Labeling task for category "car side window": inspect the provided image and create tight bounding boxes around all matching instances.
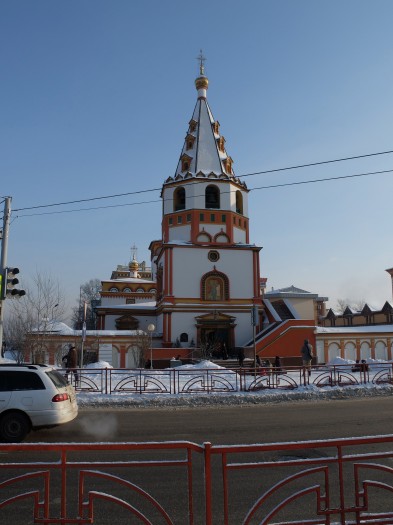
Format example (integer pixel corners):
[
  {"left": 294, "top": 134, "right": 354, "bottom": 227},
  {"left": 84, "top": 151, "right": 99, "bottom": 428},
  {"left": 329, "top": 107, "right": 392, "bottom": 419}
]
[
  {"left": 0, "top": 372, "right": 8, "bottom": 391},
  {"left": 0, "top": 371, "right": 45, "bottom": 391},
  {"left": 46, "top": 370, "right": 68, "bottom": 388}
]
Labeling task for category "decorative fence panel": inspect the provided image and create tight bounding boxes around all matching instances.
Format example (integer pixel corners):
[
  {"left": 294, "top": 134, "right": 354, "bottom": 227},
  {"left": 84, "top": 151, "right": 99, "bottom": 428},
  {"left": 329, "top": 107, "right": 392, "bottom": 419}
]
[
  {"left": 1, "top": 436, "right": 393, "bottom": 524},
  {"left": 65, "top": 363, "right": 393, "bottom": 395}
]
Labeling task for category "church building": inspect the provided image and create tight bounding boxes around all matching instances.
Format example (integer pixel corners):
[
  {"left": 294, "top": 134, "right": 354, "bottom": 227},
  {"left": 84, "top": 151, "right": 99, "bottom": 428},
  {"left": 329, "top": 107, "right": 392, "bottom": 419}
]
[{"left": 96, "top": 58, "right": 263, "bottom": 358}]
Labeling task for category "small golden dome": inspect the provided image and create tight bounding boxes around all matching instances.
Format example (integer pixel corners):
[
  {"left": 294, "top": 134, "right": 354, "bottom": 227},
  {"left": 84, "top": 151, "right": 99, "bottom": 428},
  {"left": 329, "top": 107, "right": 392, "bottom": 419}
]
[
  {"left": 195, "top": 75, "right": 209, "bottom": 91},
  {"left": 129, "top": 257, "right": 139, "bottom": 271}
]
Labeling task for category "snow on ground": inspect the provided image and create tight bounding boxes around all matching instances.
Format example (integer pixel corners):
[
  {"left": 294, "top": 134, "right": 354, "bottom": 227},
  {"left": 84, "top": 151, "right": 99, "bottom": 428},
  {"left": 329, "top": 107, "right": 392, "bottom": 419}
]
[
  {"left": 2, "top": 355, "right": 393, "bottom": 409},
  {"left": 77, "top": 358, "right": 393, "bottom": 409}
]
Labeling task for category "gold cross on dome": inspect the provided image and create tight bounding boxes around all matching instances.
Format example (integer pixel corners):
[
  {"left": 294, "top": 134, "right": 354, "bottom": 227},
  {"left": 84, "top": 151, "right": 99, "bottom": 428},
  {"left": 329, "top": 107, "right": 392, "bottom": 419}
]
[{"left": 197, "top": 49, "right": 206, "bottom": 75}]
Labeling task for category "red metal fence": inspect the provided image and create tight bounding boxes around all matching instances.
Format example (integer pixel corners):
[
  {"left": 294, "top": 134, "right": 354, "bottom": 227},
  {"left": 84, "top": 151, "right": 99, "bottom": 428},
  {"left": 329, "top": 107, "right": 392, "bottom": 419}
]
[
  {"left": 65, "top": 363, "right": 393, "bottom": 395},
  {"left": 1, "top": 435, "right": 393, "bottom": 524}
]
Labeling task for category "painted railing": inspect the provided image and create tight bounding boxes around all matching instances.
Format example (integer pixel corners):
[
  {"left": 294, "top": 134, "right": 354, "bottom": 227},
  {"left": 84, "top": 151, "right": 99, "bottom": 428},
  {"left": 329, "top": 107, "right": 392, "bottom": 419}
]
[
  {"left": 63, "top": 363, "right": 393, "bottom": 395},
  {"left": 2, "top": 435, "right": 393, "bottom": 524}
]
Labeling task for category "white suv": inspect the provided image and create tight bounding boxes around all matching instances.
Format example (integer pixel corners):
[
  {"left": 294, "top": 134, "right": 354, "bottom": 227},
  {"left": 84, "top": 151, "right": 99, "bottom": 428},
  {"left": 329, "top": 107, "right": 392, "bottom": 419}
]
[{"left": 0, "top": 364, "right": 78, "bottom": 442}]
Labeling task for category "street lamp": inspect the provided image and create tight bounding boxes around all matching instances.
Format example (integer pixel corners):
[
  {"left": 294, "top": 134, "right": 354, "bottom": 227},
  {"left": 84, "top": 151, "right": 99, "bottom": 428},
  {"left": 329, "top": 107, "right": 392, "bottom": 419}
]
[
  {"left": 147, "top": 323, "right": 155, "bottom": 369},
  {"left": 51, "top": 303, "right": 59, "bottom": 323}
]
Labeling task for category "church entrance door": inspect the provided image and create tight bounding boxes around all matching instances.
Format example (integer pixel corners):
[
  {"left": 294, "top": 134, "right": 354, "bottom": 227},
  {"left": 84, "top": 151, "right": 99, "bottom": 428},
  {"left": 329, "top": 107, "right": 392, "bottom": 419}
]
[
  {"left": 201, "top": 327, "right": 229, "bottom": 359},
  {"left": 196, "top": 312, "right": 236, "bottom": 359}
]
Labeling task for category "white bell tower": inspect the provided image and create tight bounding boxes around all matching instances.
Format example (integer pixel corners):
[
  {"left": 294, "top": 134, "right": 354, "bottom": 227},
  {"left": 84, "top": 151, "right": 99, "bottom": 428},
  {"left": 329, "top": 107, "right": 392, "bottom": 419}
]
[{"left": 153, "top": 57, "right": 262, "bottom": 351}]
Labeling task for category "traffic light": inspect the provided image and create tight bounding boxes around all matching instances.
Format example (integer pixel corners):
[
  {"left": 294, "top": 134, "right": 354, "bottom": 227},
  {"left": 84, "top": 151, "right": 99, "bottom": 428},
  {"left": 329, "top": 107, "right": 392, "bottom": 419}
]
[{"left": 1, "top": 267, "right": 26, "bottom": 299}]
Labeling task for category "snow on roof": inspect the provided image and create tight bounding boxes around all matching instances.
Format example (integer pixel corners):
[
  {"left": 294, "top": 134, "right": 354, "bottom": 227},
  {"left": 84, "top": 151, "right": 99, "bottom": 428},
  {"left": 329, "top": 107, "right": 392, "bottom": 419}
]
[
  {"left": 105, "top": 278, "right": 155, "bottom": 284},
  {"left": 266, "top": 285, "right": 312, "bottom": 295},
  {"left": 102, "top": 302, "right": 157, "bottom": 310},
  {"left": 326, "top": 308, "right": 342, "bottom": 316},
  {"left": 362, "top": 303, "right": 379, "bottom": 313},
  {"left": 315, "top": 324, "right": 393, "bottom": 334},
  {"left": 31, "top": 321, "right": 75, "bottom": 334}
]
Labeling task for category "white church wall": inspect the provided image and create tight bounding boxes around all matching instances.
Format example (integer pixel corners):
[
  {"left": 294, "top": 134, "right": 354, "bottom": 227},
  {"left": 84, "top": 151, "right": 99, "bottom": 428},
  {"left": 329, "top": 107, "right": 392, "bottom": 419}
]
[
  {"left": 233, "top": 227, "right": 247, "bottom": 244},
  {"left": 163, "top": 187, "right": 175, "bottom": 215},
  {"left": 233, "top": 312, "right": 255, "bottom": 346},
  {"left": 213, "top": 250, "right": 254, "bottom": 297},
  {"left": 101, "top": 295, "right": 126, "bottom": 307},
  {"left": 168, "top": 224, "right": 191, "bottom": 242},
  {"left": 202, "top": 224, "right": 225, "bottom": 237},
  {"left": 187, "top": 182, "right": 205, "bottom": 210},
  {"left": 170, "top": 313, "right": 198, "bottom": 347},
  {"left": 171, "top": 247, "right": 254, "bottom": 298},
  {"left": 169, "top": 310, "right": 254, "bottom": 348},
  {"left": 229, "top": 188, "right": 249, "bottom": 216}
]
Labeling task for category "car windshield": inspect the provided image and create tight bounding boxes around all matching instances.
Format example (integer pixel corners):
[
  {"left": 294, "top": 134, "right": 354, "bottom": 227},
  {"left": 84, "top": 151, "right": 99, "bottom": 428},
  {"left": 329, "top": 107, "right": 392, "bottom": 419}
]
[{"left": 46, "top": 369, "right": 68, "bottom": 388}]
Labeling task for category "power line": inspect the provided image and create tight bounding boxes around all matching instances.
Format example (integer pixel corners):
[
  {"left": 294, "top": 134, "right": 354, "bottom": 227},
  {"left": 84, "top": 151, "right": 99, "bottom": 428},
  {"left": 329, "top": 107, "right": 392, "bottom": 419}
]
[
  {"left": 13, "top": 187, "right": 161, "bottom": 212},
  {"left": 250, "top": 168, "right": 393, "bottom": 191},
  {"left": 15, "top": 198, "right": 161, "bottom": 218},
  {"left": 13, "top": 148, "right": 393, "bottom": 212},
  {"left": 15, "top": 167, "right": 393, "bottom": 218},
  {"left": 240, "top": 149, "right": 393, "bottom": 178}
]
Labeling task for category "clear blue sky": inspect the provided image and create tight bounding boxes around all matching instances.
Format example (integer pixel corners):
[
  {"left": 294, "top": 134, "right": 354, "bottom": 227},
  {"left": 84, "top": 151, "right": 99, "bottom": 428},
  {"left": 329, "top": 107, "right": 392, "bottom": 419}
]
[{"left": 1, "top": 0, "right": 393, "bottom": 318}]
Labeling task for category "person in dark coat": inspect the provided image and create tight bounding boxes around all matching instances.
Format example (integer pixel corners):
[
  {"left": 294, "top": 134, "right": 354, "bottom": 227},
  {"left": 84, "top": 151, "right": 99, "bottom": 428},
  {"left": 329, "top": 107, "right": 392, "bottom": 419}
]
[
  {"left": 238, "top": 348, "right": 245, "bottom": 367},
  {"left": 62, "top": 346, "right": 79, "bottom": 384},
  {"left": 274, "top": 355, "right": 282, "bottom": 373},
  {"left": 300, "top": 339, "right": 313, "bottom": 376}
]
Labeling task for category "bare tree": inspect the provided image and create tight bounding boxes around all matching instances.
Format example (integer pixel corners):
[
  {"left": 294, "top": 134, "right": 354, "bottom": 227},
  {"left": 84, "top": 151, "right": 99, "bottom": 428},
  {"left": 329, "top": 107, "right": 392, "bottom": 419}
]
[
  {"left": 134, "top": 331, "right": 150, "bottom": 368},
  {"left": 71, "top": 278, "right": 102, "bottom": 329},
  {"left": 3, "top": 271, "right": 67, "bottom": 363},
  {"left": 335, "top": 298, "right": 366, "bottom": 314}
]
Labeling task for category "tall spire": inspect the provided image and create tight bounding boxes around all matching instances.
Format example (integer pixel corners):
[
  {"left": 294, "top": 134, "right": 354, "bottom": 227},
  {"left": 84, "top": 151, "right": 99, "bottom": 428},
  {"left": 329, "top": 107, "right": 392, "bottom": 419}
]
[
  {"left": 165, "top": 56, "right": 247, "bottom": 188},
  {"left": 197, "top": 49, "right": 206, "bottom": 75},
  {"left": 195, "top": 49, "right": 209, "bottom": 98}
]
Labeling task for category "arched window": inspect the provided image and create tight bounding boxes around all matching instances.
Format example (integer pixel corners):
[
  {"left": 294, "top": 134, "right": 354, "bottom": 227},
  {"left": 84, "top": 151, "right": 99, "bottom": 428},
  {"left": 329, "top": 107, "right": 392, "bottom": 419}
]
[
  {"left": 123, "top": 287, "right": 131, "bottom": 293},
  {"left": 174, "top": 187, "right": 186, "bottom": 211},
  {"left": 205, "top": 185, "right": 220, "bottom": 209},
  {"left": 375, "top": 341, "right": 387, "bottom": 360},
  {"left": 109, "top": 287, "right": 119, "bottom": 292},
  {"left": 180, "top": 333, "right": 188, "bottom": 343},
  {"left": 344, "top": 342, "right": 356, "bottom": 361},
  {"left": 201, "top": 270, "right": 229, "bottom": 301},
  {"left": 360, "top": 342, "right": 371, "bottom": 361},
  {"left": 214, "top": 232, "right": 230, "bottom": 244},
  {"left": 236, "top": 191, "right": 243, "bottom": 214},
  {"left": 196, "top": 230, "right": 212, "bottom": 243}
]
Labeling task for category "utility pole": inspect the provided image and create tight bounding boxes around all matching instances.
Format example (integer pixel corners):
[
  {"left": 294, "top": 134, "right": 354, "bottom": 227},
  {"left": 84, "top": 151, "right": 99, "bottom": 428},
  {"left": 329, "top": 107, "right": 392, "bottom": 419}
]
[{"left": 0, "top": 197, "right": 12, "bottom": 351}]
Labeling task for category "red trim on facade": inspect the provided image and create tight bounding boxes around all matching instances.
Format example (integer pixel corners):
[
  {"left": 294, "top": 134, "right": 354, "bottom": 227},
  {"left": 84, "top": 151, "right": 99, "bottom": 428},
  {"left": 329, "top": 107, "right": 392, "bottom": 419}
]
[
  {"left": 163, "top": 312, "right": 167, "bottom": 343},
  {"left": 169, "top": 248, "right": 173, "bottom": 296},
  {"left": 163, "top": 216, "right": 169, "bottom": 243},
  {"left": 164, "top": 209, "right": 249, "bottom": 245},
  {"left": 253, "top": 251, "right": 258, "bottom": 298},
  {"left": 164, "top": 250, "right": 169, "bottom": 296},
  {"left": 168, "top": 312, "right": 172, "bottom": 342}
]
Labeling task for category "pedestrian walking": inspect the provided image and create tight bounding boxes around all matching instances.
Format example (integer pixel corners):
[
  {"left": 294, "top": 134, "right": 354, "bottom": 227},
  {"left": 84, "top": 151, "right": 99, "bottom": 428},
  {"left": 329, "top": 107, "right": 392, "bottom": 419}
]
[
  {"left": 300, "top": 339, "right": 313, "bottom": 376},
  {"left": 62, "top": 346, "right": 79, "bottom": 385}
]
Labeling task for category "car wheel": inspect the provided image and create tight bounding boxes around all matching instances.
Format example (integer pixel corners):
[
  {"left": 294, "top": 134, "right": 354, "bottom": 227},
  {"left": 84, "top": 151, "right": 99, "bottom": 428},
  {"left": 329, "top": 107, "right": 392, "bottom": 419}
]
[{"left": 0, "top": 412, "right": 31, "bottom": 442}]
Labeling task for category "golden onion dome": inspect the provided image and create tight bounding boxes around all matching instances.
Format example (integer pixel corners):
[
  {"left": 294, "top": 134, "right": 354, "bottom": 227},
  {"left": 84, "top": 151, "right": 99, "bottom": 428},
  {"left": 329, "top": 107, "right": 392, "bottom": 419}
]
[
  {"left": 195, "top": 75, "right": 209, "bottom": 91},
  {"left": 129, "top": 257, "right": 139, "bottom": 271}
]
